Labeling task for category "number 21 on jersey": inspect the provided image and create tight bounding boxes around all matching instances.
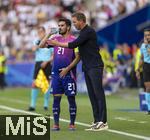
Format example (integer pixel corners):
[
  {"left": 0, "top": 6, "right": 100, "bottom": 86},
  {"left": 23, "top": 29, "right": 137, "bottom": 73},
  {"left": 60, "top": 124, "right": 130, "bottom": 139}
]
[{"left": 57, "top": 47, "right": 64, "bottom": 55}]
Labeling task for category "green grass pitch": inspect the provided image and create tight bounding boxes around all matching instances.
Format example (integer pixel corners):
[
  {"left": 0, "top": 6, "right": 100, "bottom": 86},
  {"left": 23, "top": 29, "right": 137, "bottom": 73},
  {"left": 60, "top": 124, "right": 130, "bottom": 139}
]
[{"left": 0, "top": 88, "right": 150, "bottom": 140}]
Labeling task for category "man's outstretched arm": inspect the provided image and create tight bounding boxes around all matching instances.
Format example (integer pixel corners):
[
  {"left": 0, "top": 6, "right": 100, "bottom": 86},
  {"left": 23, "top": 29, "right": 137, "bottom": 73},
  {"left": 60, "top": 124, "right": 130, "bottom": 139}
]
[{"left": 50, "top": 40, "right": 69, "bottom": 48}]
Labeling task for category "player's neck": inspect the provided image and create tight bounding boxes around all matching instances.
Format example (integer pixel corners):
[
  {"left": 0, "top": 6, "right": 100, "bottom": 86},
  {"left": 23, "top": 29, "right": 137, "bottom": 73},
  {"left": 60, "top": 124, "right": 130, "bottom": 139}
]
[
  {"left": 80, "top": 23, "right": 87, "bottom": 30},
  {"left": 62, "top": 33, "right": 70, "bottom": 38}
]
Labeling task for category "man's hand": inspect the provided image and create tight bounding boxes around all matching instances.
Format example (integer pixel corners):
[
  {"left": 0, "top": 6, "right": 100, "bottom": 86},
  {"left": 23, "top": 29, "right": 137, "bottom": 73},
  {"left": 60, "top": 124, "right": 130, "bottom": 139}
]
[
  {"left": 41, "top": 62, "right": 48, "bottom": 69},
  {"left": 47, "top": 27, "right": 58, "bottom": 35},
  {"left": 38, "top": 27, "right": 57, "bottom": 48},
  {"left": 136, "top": 70, "right": 140, "bottom": 80},
  {"left": 59, "top": 67, "right": 69, "bottom": 78}
]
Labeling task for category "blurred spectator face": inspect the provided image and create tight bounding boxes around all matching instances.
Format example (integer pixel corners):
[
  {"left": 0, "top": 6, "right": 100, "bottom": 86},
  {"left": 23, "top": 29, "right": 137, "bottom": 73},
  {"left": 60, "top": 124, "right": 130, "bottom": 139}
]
[
  {"left": 37, "top": 27, "right": 45, "bottom": 39},
  {"left": 58, "top": 21, "right": 69, "bottom": 35},
  {"left": 144, "top": 30, "right": 150, "bottom": 44},
  {"left": 72, "top": 17, "right": 82, "bottom": 30},
  {"left": 116, "top": 44, "right": 122, "bottom": 50}
]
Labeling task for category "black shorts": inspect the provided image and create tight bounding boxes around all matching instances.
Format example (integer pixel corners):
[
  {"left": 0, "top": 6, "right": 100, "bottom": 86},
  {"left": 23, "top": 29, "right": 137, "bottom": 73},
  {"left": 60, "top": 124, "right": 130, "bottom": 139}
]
[
  {"left": 33, "top": 61, "right": 52, "bottom": 80},
  {"left": 143, "top": 62, "right": 150, "bottom": 82}
]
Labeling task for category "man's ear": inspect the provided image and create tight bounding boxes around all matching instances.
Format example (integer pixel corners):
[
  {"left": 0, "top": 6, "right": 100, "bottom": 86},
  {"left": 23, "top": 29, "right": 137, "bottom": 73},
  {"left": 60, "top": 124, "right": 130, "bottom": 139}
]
[{"left": 67, "top": 26, "right": 71, "bottom": 31}]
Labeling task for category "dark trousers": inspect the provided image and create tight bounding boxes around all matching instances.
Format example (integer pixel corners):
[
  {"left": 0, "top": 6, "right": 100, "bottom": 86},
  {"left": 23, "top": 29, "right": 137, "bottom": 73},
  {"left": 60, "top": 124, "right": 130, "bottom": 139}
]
[
  {"left": 84, "top": 67, "right": 107, "bottom": 123},
  {"left": 0, "top": 73, "right": 6, "bottom": 89}
]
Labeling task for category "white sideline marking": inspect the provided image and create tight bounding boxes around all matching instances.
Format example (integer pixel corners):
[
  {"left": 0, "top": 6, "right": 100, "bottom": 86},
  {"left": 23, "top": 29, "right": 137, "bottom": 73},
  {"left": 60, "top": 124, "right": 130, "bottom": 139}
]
[
  {"left": 128, "top": 119, "right": 135, "bottom": 122},
  {"left": 114, "top": 117, "right": 148, "bottom": 124},
  {"left": 114, "top": 117, "right": 128, "bottom": 121},
  {"left": 0, "top": 105, "right": 150, "bottom": 140},
  {"left": 139, "top": 121, "right": 147, "bottom": 124},
  {"left": 0, "top": 98, "right": 147, "bottom": 124}
]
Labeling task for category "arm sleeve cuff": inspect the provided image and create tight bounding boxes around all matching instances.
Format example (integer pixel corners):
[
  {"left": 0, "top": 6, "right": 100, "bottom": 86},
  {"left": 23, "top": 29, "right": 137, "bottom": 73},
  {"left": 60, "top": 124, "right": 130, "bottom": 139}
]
[{"left": 68, "top": 42, "right": 76, "bottom": 49}]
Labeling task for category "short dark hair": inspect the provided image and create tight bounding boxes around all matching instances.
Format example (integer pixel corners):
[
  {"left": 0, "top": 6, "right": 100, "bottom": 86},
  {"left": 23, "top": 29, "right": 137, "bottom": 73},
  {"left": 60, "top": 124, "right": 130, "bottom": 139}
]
[
  {"left": 58, "top": 18, "right": 71, "bottom": 27},
  {"left": 72, "top": 12, "right": 86, "bottom": 23},
  {"left": 144, "top": 28, "right": 150, "bottom": 32}
]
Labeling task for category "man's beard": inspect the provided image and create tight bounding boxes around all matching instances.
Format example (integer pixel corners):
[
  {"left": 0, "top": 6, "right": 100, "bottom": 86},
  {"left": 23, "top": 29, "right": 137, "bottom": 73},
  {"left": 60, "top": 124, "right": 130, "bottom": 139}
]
[{"left": 59, "top": 30, "right": 67, "bottom": 35}]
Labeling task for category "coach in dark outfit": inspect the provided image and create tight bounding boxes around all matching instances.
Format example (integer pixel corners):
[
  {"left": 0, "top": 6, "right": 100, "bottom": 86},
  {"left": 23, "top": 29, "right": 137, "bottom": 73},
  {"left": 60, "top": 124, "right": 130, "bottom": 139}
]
[{"left": 50, "top": 12, "right": 108, "bottom": 131}]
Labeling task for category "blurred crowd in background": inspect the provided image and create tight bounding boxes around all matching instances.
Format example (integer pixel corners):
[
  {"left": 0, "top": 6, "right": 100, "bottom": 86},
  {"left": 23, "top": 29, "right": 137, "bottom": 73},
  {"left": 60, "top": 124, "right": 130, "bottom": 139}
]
[
  {"left": 0, "top": 0, "right": 149, "bottom": 91},
  {"left": 100, "top": 43, "right": 139, "bottom": 94},
  {"left": 0, "top": 0, "right": 149, "bottom": 62}
]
